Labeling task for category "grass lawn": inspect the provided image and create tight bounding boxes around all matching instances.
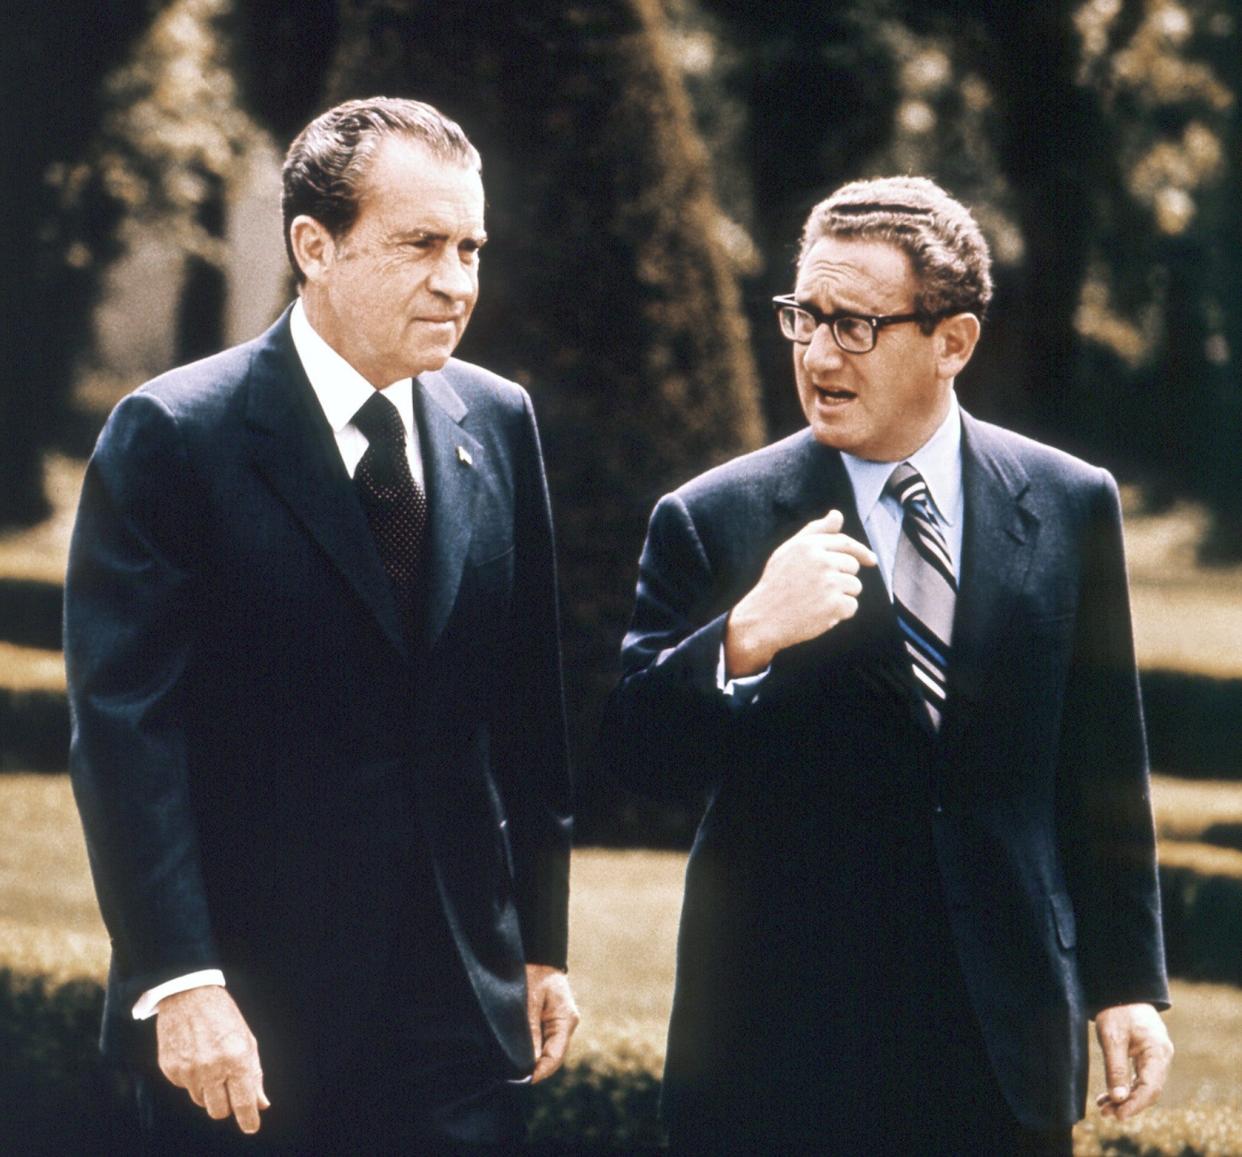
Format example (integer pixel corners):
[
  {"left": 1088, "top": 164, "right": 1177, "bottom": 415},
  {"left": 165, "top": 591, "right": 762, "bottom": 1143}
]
[
  {"left": 5, "top": 774, "right": 1242, "bottom": 1153},
  {"left": 1122, "top": 495, "right": 1242, "bottom": 680}
]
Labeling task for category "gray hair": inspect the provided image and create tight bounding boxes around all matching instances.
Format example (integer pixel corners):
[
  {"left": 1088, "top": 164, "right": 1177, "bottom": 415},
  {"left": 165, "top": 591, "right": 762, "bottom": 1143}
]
[
  {"left": 799, "top": 176, "right": 993, "bottom": 323},
  {"left": 281, "top": 96, "right": 481, "bottom": 282}
]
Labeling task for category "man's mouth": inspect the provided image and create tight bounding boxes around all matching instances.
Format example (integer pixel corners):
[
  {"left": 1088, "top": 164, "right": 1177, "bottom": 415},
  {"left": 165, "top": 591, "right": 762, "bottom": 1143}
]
[{"left": 815, "top": 385, "right": 856, "bottom": 404}]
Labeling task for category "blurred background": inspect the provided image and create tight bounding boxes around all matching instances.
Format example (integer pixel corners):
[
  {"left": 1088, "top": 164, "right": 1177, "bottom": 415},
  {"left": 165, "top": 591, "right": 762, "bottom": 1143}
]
[{"left": 2, "top": 0, "right": 1240, "bottom": 1152}]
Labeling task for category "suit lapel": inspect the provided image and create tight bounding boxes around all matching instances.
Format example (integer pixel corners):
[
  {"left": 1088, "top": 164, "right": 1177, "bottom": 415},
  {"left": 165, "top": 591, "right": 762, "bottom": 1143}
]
[
  {"left": 415, "top": 370, "right": 482, "bottom": 655},
  {"left": 939, "top": 411, "right": 1039, "bottom": 743},
  {"left": 245, "top": 312, "right": 409, "bottom": 659}
]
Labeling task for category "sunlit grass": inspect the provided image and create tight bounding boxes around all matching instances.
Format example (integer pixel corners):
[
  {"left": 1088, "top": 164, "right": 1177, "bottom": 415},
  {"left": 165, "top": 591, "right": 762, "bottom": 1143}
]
[
  {"left": 0, "top": 455, "right": 81, "bottom": 586},
  {"left": 1153, "top": 776, "right": 1242, "bottom": 841},
  {"left": 1122, "top": 494, "right": 1242, "bottom": 679},
  {"left": 0, "top": 642, "right": 66, "bottom": 694}
]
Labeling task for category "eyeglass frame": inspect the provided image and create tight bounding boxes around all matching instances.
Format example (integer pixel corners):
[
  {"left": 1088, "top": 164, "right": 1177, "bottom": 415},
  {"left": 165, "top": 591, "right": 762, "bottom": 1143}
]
[{"left": 771, "top": 294, "right": 956, "bottom": 354}]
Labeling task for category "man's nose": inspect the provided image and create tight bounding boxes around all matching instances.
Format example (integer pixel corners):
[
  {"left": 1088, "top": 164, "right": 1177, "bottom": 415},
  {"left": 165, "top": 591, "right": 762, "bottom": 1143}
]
[
  {"left": 803, "top": 323, "right": 844, "bottom": 372},
  {"left": 427, "top": 252, "right": 477, "bottom": 300}
]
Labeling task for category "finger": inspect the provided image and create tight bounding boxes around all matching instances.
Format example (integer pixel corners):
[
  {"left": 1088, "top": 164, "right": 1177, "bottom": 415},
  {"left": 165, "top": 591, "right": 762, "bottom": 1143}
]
[
  {"left": 820, "top": 535, "right": 878, "bottom": 568},
  {"left": 1116, "top": 1043, "right": 1172, "bottom": 1119},
  {"left": 1113, "top": 1077, "right": 1163, "bottom": 1121},
  {"left": 202, "top": 1081, "right": 232, "bottom": 1121},
  {"left": 818, "top": 569, "right": 863, "bottom": 604},
  {"left": 837, "top": 576, "right": 863, "bottom": 600},
  {"left": 226, "top": 1076, "right": 264, "bottom": 1134},
  {"left": 818, "top": 550, "right": 862, "bottom": 575},
  {"left": 803, "top": 509, "right": 845, "bottom": 534},
  {"left": 257, "top": 1074, "right": 271, "bottom": 1111},
  {"left": 531, "top": 1018, "right": 574, "bottom": 1083}
]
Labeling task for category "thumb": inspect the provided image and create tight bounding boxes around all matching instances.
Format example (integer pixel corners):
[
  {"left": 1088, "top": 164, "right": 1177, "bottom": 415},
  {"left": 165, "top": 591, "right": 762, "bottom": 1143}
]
[
  {"left": 806, "top": 508, "right": 845, "bottom": 534},
  {"left": 1100, "top": 1031, "right": 1132, "bottom": 1102}
]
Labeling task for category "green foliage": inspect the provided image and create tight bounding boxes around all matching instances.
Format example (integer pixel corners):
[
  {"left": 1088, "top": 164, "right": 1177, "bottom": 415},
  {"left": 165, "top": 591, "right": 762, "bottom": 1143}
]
[
  {"left": 1161, "top": 865, "right": 1242, "bottom": 987},
  {"left": 1142, "top": 672, "right": 1242, "bottom": 778},
  {"left": 529, "top": 1047, "right": 666, "bottom": 1150},
  {"left": 0, "top": 970, "right": 132, "bottom": 1156}
]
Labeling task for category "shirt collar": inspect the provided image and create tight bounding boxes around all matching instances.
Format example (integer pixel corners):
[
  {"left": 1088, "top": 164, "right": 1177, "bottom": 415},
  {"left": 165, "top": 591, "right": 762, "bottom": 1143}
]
[
  {"left": 289, "top": 298, "right": 416, "bottom": 438},
  {"left": 840, "top": 393, "right": 962, "bottom": 525}
]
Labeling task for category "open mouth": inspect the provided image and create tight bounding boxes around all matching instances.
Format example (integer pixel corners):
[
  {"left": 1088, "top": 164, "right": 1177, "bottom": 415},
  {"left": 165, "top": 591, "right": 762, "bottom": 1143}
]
[{"left": 815, "top": 386, "right": 856, "bottom": 404}]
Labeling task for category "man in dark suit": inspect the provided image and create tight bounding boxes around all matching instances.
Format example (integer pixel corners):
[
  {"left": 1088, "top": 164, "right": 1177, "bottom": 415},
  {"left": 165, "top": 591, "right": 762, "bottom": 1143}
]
[
  {"left": 66, "top": 97, "right": 576, "bottom": 1153},
  {"left": 602, "top": 176, "right": 1171, "bottom": 1154}
]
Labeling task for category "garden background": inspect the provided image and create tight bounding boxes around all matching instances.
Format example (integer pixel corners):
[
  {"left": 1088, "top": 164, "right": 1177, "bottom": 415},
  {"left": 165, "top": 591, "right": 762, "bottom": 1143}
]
[{"left": 3, "top": 1, "right": 1241, "bottom": 1152}]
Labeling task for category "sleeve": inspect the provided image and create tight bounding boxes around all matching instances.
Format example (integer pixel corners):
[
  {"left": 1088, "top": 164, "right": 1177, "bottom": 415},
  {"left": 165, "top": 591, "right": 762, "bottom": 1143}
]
[
  {"left": 1055, "top": 468, "right": 1169, "bottom": 1014},
  {"left": 64, "top": 392, "right": 222, "bottom": 1011},
  {"left": 597, "top": 493, "right": 748, "bottom": 801},
  {"left": 132, "top": 969, "right": 227, "bottom": 1020},
  {"left": 491, "top": 390, "right": 573, "bottom": 970}
]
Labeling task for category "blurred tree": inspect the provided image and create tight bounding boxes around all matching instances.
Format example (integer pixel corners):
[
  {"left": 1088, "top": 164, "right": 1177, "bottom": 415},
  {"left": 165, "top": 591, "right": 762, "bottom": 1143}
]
[
  {"left": 1, "top": 2, "right": 151, "bottom": 526},
  {"left": 682, "top": 1, "right": 901, "bottom": 434},
  {"left": 1070, "top": 0, "right": 1239, "bottom": 557},
  {"left": 230, "top": 0, "right": 340, "bottom": 139},
  {"left": 89, "top": 0, "right": 260, "bottom": 368},
  {"left": 315, "top": 0, "right": 765, "bottom": 840}
]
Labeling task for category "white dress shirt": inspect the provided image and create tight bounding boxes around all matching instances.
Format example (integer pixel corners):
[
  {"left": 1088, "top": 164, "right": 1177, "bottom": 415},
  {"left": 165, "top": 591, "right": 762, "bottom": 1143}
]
[
  {"left": 133, "top": 299, "right": 424, "bottom": 1020},
  {"left": 718, "top": 395, "right": 964, "bottom": 698}
]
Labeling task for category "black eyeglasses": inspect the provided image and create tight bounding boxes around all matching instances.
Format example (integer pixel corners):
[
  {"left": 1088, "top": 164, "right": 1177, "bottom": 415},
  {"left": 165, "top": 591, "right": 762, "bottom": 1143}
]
[{"left": 772, "top": 294, "right": 949, "bottom": 354}]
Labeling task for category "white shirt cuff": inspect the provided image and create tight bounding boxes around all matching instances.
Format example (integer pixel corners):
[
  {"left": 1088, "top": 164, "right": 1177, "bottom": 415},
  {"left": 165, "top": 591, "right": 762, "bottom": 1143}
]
[
  {"left": 132, "top": 970, "right": 227, "bottom": 1020},
  {"left": 717, "top": 644, "right": 769, "bottom": 701}
]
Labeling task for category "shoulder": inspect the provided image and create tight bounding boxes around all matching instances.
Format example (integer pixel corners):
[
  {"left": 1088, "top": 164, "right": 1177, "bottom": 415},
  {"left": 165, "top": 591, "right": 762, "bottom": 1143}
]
[
  {"left": 430, "top": 357, "right": 531, "bottom": 421},
  {"left": 111, "top": 325, "right": 276, "bottom": 436},
  {"left": 674, "top": 428, "right": 819, "bottom": 507},
  {"left": 964, "top": 413, "right": 1112, "bottom": 492}
]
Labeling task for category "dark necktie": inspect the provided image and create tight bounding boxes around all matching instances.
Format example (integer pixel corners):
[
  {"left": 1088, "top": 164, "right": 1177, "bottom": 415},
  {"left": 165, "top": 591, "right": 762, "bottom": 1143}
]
[
  {"left": 886, "top": 463, "right": 957, "bottom": 729},
  {"left": 352, "top": 391, "right": 427, "bottom": 638}
]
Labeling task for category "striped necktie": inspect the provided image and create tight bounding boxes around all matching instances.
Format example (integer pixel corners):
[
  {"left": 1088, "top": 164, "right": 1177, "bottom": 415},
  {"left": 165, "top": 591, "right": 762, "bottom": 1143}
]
[{"left": 886, "top": 463, "right": 956, "bottom": 729}]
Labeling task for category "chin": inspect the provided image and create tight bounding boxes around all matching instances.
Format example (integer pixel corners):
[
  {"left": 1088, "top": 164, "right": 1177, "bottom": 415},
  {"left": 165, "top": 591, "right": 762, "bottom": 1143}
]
[
  {"left": 408, "top": 349, "right": 455, "bottom": 376},
  {"left": 807, "top": 416, "right": 856, "bottom": 452}
]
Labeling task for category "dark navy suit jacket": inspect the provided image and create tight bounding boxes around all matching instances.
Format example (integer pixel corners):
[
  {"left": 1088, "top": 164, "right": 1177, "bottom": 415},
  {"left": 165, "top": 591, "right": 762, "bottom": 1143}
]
[
  {"left": 65, "top": 308, "right": 571, "bottom": 1075},
  {"left": 602, "top": 411, "right": 1167, "bottom": 1132}
]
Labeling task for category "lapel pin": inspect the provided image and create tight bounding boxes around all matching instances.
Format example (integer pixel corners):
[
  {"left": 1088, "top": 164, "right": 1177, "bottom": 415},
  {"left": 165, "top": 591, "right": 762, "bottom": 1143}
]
[{"left": 457, "top": 445, "right": 474, "bottom": 467}]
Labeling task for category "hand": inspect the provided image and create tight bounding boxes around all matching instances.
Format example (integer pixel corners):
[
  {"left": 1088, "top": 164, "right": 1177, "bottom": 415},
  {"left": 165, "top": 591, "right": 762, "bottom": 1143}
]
[
  {"left": 525, "top": 963, "right": 580, "bottom": 1083},
  {"left": 725, "top": 508, "right": 878, "bottom": 677},
  {"left": 1094, "top": 1002, "right": 1173, "bottom": 1120},
  {"left": 156, "top": 985, "right": 270, "bottom": 1133}
]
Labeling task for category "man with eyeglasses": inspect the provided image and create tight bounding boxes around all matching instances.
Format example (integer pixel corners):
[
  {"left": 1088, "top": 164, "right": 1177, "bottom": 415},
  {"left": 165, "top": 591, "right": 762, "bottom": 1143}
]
[{"left": 602, "top": 176, "right": 1171, "bottom": 1154}]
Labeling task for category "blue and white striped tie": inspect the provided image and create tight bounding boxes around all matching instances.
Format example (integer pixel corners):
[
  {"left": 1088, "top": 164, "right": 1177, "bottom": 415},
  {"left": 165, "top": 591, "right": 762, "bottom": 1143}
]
[{"left": 887, "top": 463, "right": 956, "bottom": 729}]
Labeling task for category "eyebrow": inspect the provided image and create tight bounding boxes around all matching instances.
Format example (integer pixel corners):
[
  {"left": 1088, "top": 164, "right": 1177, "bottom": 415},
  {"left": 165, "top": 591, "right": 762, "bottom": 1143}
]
[{"left": 392, "top": 228, "right": 488, "bottom": 245}]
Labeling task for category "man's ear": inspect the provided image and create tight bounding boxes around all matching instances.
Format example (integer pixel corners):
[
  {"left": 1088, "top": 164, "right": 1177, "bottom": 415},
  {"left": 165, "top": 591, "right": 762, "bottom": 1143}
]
[
  {"left": 934, "top": 313, "right": 981, "bottom": 381},
  {"left": 288, "top": 215, "right": 335, "bottom": 283}
]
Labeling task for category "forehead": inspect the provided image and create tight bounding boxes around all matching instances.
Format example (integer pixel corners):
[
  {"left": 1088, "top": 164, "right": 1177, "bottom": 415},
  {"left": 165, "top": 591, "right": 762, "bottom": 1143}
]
[
  {"left": 355, "top": 136, "right": 485, "bottom": 230},
  {"left": 794, "top": 237, "right": 916, "bottom": 309}
]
